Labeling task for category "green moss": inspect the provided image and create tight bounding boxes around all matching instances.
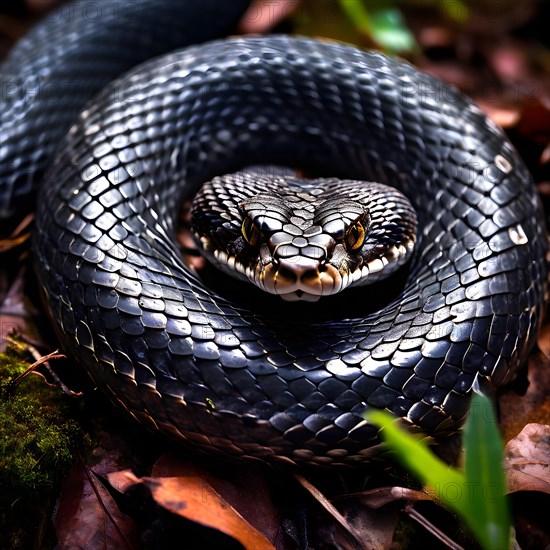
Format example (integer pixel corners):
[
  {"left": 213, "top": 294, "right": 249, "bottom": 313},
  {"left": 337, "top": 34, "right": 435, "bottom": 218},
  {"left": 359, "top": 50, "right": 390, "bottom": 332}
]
[
  {"left": 0, "top": 349, "right": 85, "bottom": 547},
  {"left": 0, "top": 352, "right": 82, "bottom": 494}
]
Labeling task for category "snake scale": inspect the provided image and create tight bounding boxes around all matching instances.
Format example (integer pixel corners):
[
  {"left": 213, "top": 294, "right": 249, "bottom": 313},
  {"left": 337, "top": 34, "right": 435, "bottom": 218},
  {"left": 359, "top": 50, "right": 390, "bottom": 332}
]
[{"left": 1, "top": 0, "right": 547, "bottom": 465}]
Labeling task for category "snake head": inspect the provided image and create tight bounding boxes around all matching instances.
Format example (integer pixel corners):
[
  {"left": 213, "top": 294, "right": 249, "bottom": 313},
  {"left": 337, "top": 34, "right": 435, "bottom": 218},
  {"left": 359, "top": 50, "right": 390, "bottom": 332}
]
[{"left": 192, "top": 171, "right": 417, "bottom": 302}]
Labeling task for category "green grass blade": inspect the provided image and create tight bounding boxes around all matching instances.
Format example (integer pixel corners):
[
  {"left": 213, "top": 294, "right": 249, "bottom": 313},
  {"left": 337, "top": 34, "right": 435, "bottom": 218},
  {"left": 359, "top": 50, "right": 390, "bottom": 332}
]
[
  {"left": 367, "top": 402, "right": 511, "bottom": 550},
  {"left": 366, "top": 411, "right": 464, "bottom": 490},
  {"left": 338, "top": 0, "right": 373, "bottom": 35},
  {"left": 369, "top": 8, "right": 417, "bottom": 53},
  {"left": 462, "top": 394, "right": 511, "bottom": 550},
  {"left": 337, "top": 1, "right": 417, "bottom": 53}
]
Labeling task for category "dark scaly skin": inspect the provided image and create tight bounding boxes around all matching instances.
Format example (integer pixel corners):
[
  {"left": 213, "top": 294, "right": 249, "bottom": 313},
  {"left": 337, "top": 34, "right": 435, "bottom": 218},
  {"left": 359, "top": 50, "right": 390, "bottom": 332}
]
[
  {"left": 2, "top": 3, "right": 546, "bottom": 465},
  {"left": 0, "top": 0, "right": 251, "bottom": 217}
]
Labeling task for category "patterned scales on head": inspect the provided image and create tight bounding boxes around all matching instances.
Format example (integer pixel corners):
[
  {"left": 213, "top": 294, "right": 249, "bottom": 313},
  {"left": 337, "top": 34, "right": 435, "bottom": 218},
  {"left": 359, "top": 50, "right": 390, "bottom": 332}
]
[{"left": 192, "top": 170, "right": 418, "bottom": 302}]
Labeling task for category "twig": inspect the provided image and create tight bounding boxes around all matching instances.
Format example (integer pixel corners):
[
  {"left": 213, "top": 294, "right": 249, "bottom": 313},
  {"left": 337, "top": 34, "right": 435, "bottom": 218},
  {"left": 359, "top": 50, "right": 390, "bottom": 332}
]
[
  {"left": 0, "top": 213, "right": 33, "bottom": 252},
  {"left": 294, "top": 473, "right": 372, "bottom": 549},
  {"left": 8, "top": 348, "right": 65, "bottom": 387},
  {"left": 404, "top": 504, "right": 464, "bottom": 550}
]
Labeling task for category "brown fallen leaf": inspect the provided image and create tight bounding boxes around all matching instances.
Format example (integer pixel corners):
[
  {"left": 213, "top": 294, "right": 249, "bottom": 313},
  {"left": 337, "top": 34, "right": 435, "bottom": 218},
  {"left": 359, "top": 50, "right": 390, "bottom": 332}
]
[
  {"left": 151, "top": 453, "right": 282, "bottom": 545},
  {"left": 473, "top": 99, "right": 521, "bottom": 129},
  {"left": 55, "top": 461, "right": 141, "bottom": 550},
  {"left": 238, "top": 0, "right": 300, "bottom": 34},
  {"left": 54, "top": 427, "right": 152, "bottom": 550},
  {"left": 487, "top": 42, "right": 531, "bottom": 83},
  {"left": 538, "top": 182, "right": 550, "bottom": 205},
  {"left": 417, "top": 26, "right": 457, "bottom": 50},
  {"left": 516, "top": 97, "right": 550, "bottom": 145},
  {"left": 104, "top": 468, "right": 137, "bottom": 494},
  {"left": 498, "top": 352, "right": 550, "bottom": 444},
  {"left": 504, "top": 423, "right": 550, "bottom": 494},
  {"left": 127, "top": 472, "right": 275, "bottom": 550},
  {"left": 537, "top": 317, "right": 550, "bottom": 359}
]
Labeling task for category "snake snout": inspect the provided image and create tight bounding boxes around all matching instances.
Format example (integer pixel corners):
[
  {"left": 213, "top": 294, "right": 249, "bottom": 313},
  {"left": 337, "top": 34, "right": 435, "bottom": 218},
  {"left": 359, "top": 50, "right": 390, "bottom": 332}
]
[{"left": 268, "top": 257, "right": 342, "bottom": 302}]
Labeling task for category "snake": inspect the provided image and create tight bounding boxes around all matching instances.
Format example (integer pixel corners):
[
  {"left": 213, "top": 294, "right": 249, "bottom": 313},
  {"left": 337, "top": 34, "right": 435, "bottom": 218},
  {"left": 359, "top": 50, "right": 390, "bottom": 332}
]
[{"left": 1, "top": 0, "right": 547, "bottom": 466}]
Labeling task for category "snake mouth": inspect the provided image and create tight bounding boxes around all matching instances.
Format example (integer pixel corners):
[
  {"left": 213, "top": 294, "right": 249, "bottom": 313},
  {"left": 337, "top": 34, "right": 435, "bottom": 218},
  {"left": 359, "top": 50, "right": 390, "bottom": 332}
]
[
  {"left": 282, "top": 289, "right": 306, "bottom": 302},
  {"left": 257, "top": 259, "right": 344, "bottom": 301}
]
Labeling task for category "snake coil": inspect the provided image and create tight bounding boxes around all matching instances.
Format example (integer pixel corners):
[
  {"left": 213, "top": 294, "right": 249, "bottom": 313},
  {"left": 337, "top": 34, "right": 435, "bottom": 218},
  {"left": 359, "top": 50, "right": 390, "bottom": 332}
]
[{"left": 1, "top": 0, "right": 547, "bottom": 465}]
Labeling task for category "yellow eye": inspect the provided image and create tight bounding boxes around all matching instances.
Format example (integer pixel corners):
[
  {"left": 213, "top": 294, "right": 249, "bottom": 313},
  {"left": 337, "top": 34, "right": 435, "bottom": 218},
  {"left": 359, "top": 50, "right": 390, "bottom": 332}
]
[
  {"left": 345, "top": 220, "right": 366, "bottom": 251},
  {"left": 241, "top": 217, "right": 261, "bottom": 246}
]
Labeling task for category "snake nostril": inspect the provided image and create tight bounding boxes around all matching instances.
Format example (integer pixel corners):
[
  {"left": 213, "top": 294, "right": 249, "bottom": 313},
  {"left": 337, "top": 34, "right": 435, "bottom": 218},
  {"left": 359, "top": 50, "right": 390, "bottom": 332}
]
[
  {"left": 276, "top": 265, "right": 298, "bottom": 284},
  {"left": 301, "top": 269, "right": 321, "bottom": 283}
]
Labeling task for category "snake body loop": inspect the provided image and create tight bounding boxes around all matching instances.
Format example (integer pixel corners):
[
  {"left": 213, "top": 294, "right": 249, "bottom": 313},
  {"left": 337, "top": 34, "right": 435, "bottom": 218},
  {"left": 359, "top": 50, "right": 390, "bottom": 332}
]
[
  {"left": 0, "top": 0, "right": 250, "bottom": 217},
  {"left": 2, "top": 1, "right": 547, "bottom": 465}
]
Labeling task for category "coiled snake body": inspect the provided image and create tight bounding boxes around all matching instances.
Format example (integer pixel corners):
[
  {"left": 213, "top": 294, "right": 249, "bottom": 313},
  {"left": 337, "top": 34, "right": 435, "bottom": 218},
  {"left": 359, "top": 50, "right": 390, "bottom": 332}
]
[{"left": 1, "top": 0, "right": 547, "bottom": 465}]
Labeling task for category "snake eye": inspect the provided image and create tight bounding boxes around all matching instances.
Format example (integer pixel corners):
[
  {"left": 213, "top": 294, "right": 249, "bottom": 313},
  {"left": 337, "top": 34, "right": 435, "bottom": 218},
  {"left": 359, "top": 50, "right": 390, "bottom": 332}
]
[
  {"left": 241, "top": 217, "right": 261, "bottom": 246},
  {"left": 345, "top": 218, "right": 366, "bottom": 251}
]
